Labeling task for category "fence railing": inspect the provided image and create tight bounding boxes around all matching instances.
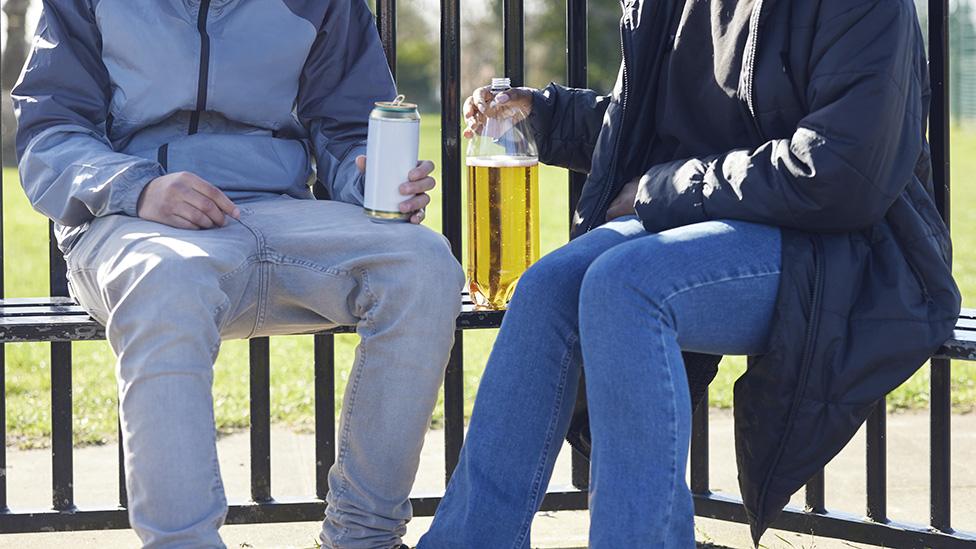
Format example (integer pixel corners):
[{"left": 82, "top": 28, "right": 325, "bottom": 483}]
[{"left": 0, "top": 1, "right": 974, "bottom": 548}]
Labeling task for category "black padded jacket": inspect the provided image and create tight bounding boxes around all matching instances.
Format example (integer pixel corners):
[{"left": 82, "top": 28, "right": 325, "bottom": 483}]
[{"left": 529, "top": 0, "right": 961, "bottom": 542}]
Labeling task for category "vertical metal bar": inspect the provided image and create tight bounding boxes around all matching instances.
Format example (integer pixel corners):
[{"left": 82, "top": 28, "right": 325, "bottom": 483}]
[
  {"left": 314, "top": 334, "right": 336, "bottom": 500},
  {"left": 0, "top": 168, "right": 6, "bottom": 512},
  {"left": 249, "top": 337, "right": 272, "bottom": 503},
  {"left": 929, "top": 0, "right": 950, "bottom": 224},
  {"left": 503, "top": 0, "right": 525, "bottom": 87},
  {"left": 49, "top": 221, "right": 74, "bottom": 511},
  {"left": 866, "top": 399, "right": 887, "bottom": 523},
  {"left": 567, "top": 0, "right": 590, "bottom": 492},
  {"left": 444, "top": 338, "right": 464, "bottom": 479},
  {"left": 690, "top": 391, "right": 710, "bottom": 495},
  {"left": 440, "top": 0, "right": 463, "bottom": 481},
  {"left": 51, "top": 341, "right": 74, "bottom": 511},
  {"left": 928, "top": 0, "right": 951, "bottom": 533},
  {"left": 805, "top": 470, "right": 825, "bottom": 514},
  {"left": 118, "top": 420, "right": 127, "bottom": 508},
  {"left": 376, "top": 0, "right": 396, "bottom": 79},
  {"left": 567, "top": 0, "right": 588, "bottom": 221},
  {"left": 49, "top": 222, "right": 68, "bottom": 297},
  {"left": 0, "top": 168, "right": 5, "bottom": 513},
  {"left": 931, "top": 358, "right": 951, "bottom": 531}
]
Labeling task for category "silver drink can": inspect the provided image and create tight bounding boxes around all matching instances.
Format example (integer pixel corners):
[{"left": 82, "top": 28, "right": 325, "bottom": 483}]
[{"left": 364, "top": 96, "right": 420, "bottom": 222}]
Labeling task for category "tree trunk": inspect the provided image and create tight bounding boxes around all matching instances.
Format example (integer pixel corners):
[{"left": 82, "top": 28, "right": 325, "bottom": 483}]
[{"left": 2, "top": 0, "right": 31, "bottom": 89}]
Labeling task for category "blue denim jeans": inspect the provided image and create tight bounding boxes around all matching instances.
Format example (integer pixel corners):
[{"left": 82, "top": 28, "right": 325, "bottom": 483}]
[{"left": 418, "top": 218, "right": 781, "bottom": 549}]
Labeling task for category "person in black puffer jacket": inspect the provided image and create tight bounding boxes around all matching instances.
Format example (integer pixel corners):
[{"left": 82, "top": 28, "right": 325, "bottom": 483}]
[{"left": 419, "top": 1, "right": 961, "bottom": 547}]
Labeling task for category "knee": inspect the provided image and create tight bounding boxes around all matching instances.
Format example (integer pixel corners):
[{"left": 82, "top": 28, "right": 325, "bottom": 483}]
[
  {"left": 390, "top": 227, "right": 465, "bottom": 312},
  {"left": 101, "top": 254, "right": 225, "bottom": 369},
  {"left": 579, "top": 243, "right": 666, "bottom": 320},
  {"left": 509, "top": 246, "right": 589, "bottom": 308}
]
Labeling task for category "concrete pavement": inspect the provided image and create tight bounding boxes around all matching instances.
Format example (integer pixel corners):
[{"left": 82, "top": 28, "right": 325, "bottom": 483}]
[{"left": 1, "top": 410, "right": 973, "bottom": 548}]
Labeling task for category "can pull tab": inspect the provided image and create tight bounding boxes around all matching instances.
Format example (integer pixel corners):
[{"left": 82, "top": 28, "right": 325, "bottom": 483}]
[{"left": 392, "top": 94, "right": 406, "bottom": 106}]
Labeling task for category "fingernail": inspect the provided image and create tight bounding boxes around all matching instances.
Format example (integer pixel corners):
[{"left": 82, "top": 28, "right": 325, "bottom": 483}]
[
  {"left": 496, "top": 93, "right": 510, "bottom": 104},
  {"left": 233, "top": 208, "right": 241, "bottom": 218}
]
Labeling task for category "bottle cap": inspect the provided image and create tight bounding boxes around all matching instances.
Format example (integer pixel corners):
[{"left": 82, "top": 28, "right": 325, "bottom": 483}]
[{"left": 491, "top": 77, "right": 512, "bottom": 92}]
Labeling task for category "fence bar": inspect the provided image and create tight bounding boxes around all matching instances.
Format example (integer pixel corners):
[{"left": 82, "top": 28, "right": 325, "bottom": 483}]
[
  {"left": 566, "top": 0, "right": 590, "bottom": 491},
  {"left": 249, "top": 337, "right": 272, "bottom": 503},
  {"left": 690, "top": 392, "right": 710, "bottom": 495},
  {"left": 314, "top": 334, "right": 336, "bottom": 500},
  {"left": 118, "top": 420, "right": 127, "bottom": 507},
  {"left": 805, "top": 470, "right": 825, "bottom": 514},
  {"left": 49, "top": 221, "right": 74, "bottom": 511},
  {"left": 503, "top": 0, "right": 525, "bottom": 87},
  {"left": 567, "top": 0, "right": 588, "bottom": 221},
  {"left": 376, "top": 0, "right": 396, "bottom": 79},
  {"left": 931, "top": 359, "right": 952, "bottom": 531},
  {"left": 0, "top": 168, "right": 5, "bottom": 512},
  {"left": 440, "top": 0, "right": 463, "bottom": 480},
  {"left": 928, "top": 0, "right": 952, "bottom": 533},
  {"left": 50, "top": 342, "right": 74, "bottom": 511},
  {"left": 444, "top": 337, "right": 464, "bottom": 479},
  {"left": 866, "top": 399, "right": 887, "bottom": 522}
]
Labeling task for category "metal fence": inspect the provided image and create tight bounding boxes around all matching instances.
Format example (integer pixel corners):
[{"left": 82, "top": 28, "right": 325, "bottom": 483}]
[{"left": 0, "top": 1, "right": 974, "bottom": 547}]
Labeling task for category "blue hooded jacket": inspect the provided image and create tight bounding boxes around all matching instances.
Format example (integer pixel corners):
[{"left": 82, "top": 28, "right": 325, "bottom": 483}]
[{"left": 12, "top": 0, "right": 397, "bottom": 251}]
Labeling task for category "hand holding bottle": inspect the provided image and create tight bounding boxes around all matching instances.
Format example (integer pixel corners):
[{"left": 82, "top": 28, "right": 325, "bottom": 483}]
[{"left": 463, "top": 86, "right": 535, "bottom": 139}]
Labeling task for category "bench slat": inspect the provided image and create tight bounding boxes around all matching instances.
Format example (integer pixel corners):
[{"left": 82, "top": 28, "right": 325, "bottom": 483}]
[
  {"left": 0, "top": 306, "right": 90, "bottom": 317},
  {"left": 0, "top": 306, "right": 504, "bottom": 342},
  {"left": 1, "top": 298, "right": 971, "bottom": 361},
  {"left": 953, "top": 317, "right": 976, "bottom": 331},
  {"left": 0, "top": 296, "right": 78, "bottom": 307}
]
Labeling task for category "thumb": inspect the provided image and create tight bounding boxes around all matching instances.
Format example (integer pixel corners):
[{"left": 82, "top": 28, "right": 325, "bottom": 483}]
[{"left": 356, "top": 155, "right": 366, "bottom": 173}]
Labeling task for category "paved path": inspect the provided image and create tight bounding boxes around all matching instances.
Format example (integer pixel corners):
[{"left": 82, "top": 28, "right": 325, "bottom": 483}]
[{"left": 2, "top": 410, "right": 973, "bottom": 548}]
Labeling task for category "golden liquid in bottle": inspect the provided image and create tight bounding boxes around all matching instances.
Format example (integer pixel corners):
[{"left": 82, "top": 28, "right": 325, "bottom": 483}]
[{"left": 466, "top": 156, "right": 540, "bottom": 309}]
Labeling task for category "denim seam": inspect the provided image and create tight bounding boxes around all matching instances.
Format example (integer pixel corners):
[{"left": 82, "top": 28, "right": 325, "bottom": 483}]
[
  {"left": 658, "top": 269, "right": 782, "bottom": 309},
  {"left": 513, "top": 332, "right": 577, "bottom": 549},
  {"left": 328, "top": 266, "right": 378, "bottom": 544},
  {"left": 656, "top": 311, "right": 680, "bottom": 547},
  {"left": 272, "top": 254, "right": 349, "bottom": 278}
]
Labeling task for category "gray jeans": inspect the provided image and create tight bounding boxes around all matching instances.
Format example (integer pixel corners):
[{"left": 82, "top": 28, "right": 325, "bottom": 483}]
[{"left": 66, "top": 197, "right": 465, "bottom": 549}]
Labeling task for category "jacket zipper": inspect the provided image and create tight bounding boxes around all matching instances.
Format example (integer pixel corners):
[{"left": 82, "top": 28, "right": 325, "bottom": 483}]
[
  {"left": 753, "top": 234, "right": 825, "bottom": 540},
  {"left": 584, "top": 16, "right": 631, "bottom": 233},
  {"left": 742, "top": 0, "right": 766, "bottom": 139},
  {"left": 189, "top": 0, "right": 212, "bottom": 135}
]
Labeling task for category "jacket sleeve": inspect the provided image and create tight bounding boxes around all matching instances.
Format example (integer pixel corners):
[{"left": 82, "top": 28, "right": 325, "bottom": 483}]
[
  {"left": 634, "top": 0, "right": 922, "bottom": 234},
  {"left": 12, "top": 0, "right": 164, "bottom": 227},
  {"left": 297, "top": 0, "right": 397, "bottom": 205},
  {"left": 529, "top": 82, "right": 612, "bottom": 174}
]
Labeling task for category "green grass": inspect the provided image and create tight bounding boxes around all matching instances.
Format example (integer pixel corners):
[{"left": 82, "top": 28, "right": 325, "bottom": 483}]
[{"left": 2, "top": 118, "right": 974, "bottom": 448}]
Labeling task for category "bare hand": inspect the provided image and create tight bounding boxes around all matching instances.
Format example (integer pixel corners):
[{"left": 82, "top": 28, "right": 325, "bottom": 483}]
[
  {"left": 137, "top": 171, "right": 240, "bottom": 229},
  {"left": 606, "top": 178, "right": 640, "bottom": 222},
  {"left": 463, "top": 86, "right": 535, "bottom": 139},
  {"left": 356, "top": 156, "right": 435, "bottom": 224}
]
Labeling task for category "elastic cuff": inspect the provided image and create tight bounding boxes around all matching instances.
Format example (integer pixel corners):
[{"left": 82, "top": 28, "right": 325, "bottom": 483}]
[
  {"left": 112, "top": 164, "right": 164, "bottom": 217},
  {"left": 635, "top": 157, "right": 711, "bottom": 233}
]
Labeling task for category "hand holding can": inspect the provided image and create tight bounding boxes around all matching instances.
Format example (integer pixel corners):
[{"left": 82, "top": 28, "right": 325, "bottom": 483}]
[
  {"left": 356, "top": 156, "right": 434, "bottom": 224},
  {"left": 363, "top": 95, "right": 421, "bottom": 222}
]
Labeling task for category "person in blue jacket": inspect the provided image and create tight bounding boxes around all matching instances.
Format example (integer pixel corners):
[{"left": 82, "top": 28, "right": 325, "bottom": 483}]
[{"left": 12, "top": 1, "right": 463, "bottom": 548}]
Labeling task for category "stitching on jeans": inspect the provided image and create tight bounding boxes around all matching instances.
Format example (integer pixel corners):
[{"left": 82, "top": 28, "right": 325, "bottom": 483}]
[
  {"left": 657, "top": 311, "right": 680, "bottom": 546},
  {"left": 328, "top": 267, "right": 378, "bottom": 544},
  {"left": 513, "top": 332, "right": 578, "bottom": 549},
  {"left": 272, "top": 254, "right": 349, "bottom": 278},
  {"left": 659, "top": 270, "right": 781, "bottom": 309}
]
